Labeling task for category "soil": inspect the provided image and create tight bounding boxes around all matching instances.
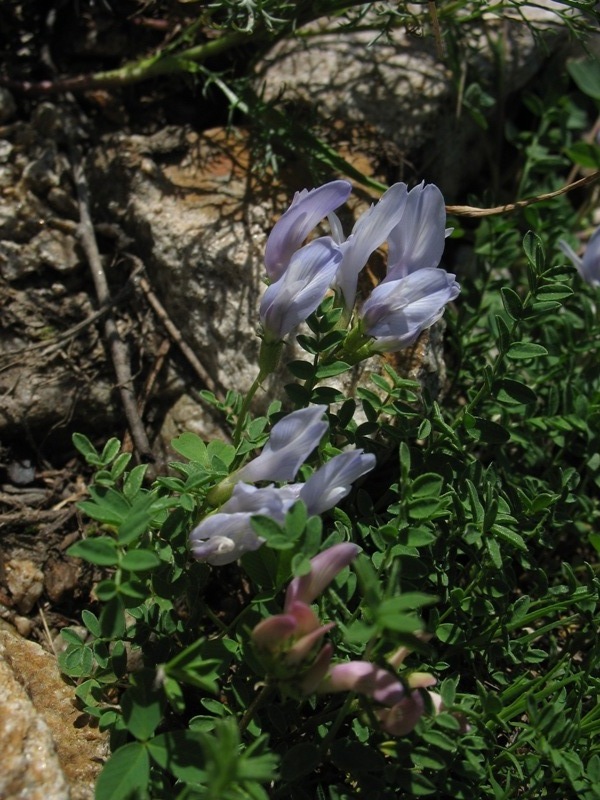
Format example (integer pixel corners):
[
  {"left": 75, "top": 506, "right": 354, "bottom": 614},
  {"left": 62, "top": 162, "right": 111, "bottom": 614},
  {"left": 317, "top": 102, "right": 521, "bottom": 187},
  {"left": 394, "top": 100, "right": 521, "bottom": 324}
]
[{"left": 0, "top": 2, "right": 239, "bottom": 650}]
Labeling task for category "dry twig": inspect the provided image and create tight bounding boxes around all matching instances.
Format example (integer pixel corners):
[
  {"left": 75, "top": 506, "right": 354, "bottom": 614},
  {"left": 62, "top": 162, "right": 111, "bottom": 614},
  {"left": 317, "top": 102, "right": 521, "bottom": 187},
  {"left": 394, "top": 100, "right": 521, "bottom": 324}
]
[
  {"left": 69, "top": 140, "right": 154, "bottom": 463},
  {"left": 446, "top": 171, "right": 600, "bottom": 217},
  {"left": 130, "top": 257, "right": 224, "bottom": 400}
]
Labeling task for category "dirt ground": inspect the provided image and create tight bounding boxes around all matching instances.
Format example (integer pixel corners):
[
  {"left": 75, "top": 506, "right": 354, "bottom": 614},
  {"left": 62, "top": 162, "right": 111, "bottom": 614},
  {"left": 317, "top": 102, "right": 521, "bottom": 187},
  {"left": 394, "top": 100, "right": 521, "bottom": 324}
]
[{"left": 0, "top": 1, "right": 235, "bottom": 649}]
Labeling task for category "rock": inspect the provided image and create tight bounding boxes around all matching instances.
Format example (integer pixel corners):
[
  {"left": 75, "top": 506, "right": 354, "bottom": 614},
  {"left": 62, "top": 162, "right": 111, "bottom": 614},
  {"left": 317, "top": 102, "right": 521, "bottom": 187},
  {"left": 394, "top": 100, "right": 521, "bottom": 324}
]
[
  {"left": 0, "top": 102, "right": 119, "bottom": 442},
  {"left": 0, "top": 88, "right": 17, "bottom": 123},
  {"left": 0, "top": 279, "right": 120, "bottom": 440},
  {"left": 6, "top": 457, "right": 36, "bottom": 486},
  {"left": 4, "top": 558, "right": 44, "bottom": 614},
  {"left": 254, "top": 4, "right": 568, "bottom": 198},
  {"left": 0, "top": 621, "right": 107, "bottom": 800},
  {"left": 87, "top": 124, "right": 456, "bottom": 446},
  {"left": 89, "top": 126, "right": 279, "bottom": 404},
  {"left": 44, "top": 555, "right": 89, "bottom": 606}
]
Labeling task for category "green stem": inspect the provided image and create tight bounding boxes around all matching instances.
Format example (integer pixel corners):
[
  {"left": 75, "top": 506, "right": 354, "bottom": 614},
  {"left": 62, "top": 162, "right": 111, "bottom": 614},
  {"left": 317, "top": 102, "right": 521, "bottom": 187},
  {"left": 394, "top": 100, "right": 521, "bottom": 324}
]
[
  {"left": 233, "top": 371, "right": 267, "bottom": 446},
  {"left": 319, "top": 692, "right": 357, "bottom": 751},
  {"left": 41, "top": 30, "right": 252, "bottom": 92},
  {"left": 239, "top": 682, "right": 275, "bottom": 734}
]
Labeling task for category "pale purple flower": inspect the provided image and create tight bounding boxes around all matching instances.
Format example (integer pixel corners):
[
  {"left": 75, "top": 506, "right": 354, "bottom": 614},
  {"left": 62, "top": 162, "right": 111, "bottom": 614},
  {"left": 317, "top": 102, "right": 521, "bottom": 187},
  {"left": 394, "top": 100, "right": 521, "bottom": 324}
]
[
  {"left": 316, "top": 660, "right": 441, "bottom": 736},
  {"left": 189, "top": 483, "right": 295, "bottom": 565},
  {"left": 361, "top": 267, "right": 460, "bottom": 352},
  {"left": 300, "top": 450, "right": 376, "bottom": 516},
  {"left": 285, "top": 542, "right": 361, "bottom": 608},
  {"left": 193, "top": 452, "right": 373, "bottom": 566},
  {"left": 260, "top": 237, "right": 342, "bottom": 340},
  {"left": 385, "top": 182, "right": 451, "bottom": 281},
  {"left": 375, "top": 692, "right": 426, "bottom": 737},
  {"left": 221, "top": 482, "right": 301, "bottom": 514},
  {"left": 264, "top": 180, "right": 352, "bottom": 281},
  {"left": 559, "top": 224, "right": 600, "bottom": 287},
  {"left": 318, "top": 661, "right": 406, "bottom": 706},
  {"left": 189, "top": 511, "right": 270, "bottom": 565},
  {"left": 331, "top": 182, "right": 409, "bottom": 309},
  {"left": 191, "top": 405, "right": 375, "bottom": 565},
  {"left": 251, "top": 614, "right": 299, "bottom": 649},
  {"left": 252, "top": 599, "right": 330, "bottom": 654},
  {"left": 235, "top": 405, "right": 328, "bottom": 484}
]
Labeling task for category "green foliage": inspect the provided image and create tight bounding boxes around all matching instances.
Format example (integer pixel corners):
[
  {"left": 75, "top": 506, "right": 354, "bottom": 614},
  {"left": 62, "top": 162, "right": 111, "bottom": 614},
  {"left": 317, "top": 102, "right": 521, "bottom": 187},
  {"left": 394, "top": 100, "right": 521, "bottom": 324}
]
[
  {"left": 60, "top": 3, "right": 600, "bottom": 799},
  {"left": 67, "top": 219, "right": 600, "bottom": 796}
]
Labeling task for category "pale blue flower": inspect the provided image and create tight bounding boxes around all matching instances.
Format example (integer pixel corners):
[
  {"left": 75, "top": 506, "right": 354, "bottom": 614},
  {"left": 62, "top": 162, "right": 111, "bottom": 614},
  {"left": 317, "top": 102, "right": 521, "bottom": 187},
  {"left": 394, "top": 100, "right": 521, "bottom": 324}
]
[
  {"left": 193, "top": 449, "right": 374, "bottom": 565},
  {"left": 235, "top": 405, "right": 328, "bottom": 483},
  {"left": 189, "top": 483, "right": 298, "bottom": 565},
  {"left": 190, "top": 511, "right": 274, "bottom": 565},
  {"left": 260, "top": 237, "right": 342, "bottom": 340},
  {"left": 264, "top": 180, "right": 352, "bottom": 281},
  {"left": 385, "top": 182, "right": 451, "bottom": 281},
  {"left": 299, "top": 450, "right": 376, "bottom": 515},
  {"left": 559, "top": 224, "right": 600, "bottom": 287},
  {"left": 330, "top": 182, "right": 409, "bottom": 309},
  {"left": 361, "top": 267, "right": 460, "bottom": 352},
  {"left": 221, "top": 482, "right": 302, "bottom": 514}
]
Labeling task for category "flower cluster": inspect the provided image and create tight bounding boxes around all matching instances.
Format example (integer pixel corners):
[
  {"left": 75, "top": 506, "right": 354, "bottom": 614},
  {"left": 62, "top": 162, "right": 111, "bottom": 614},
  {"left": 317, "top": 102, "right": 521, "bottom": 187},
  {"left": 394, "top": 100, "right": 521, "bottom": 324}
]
[
  {"left": 251, "top": 544, "right": 359, "bottom": 693},
  {"left": 189, "top": 406, "right": 375, "bottom": 565},
  {"left": 559, "top": 224, "right": 600, "bottom": 287},
  {"left": 259, "top": 179, "right": 460, "bottom": 363},
  {"left": 252, "top": 545, "right": 442, "bottom": 737}
]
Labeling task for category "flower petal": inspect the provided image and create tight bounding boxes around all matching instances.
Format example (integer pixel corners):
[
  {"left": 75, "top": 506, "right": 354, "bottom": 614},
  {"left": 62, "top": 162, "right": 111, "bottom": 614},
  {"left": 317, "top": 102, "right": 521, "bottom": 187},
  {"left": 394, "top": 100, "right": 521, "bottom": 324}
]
[
  {"left": 252, "top": 614, "right": 299, "bottom": 650},
  {"left": 334, "top": 182, "right": 408, "bottom": 309},
  {"left": 285, "top": 543, "right": 361, "bottom": 609},
  {"left": 558, "top": 238, "right": 583, "bottom": 272},
  {"left": 265, "top": 180, "right": 352, "bottom": 280},
  {"left": 376, "top": 691, "right": 425, "bottom": 736},
  {"left": 260, "top": 237, "right": 342, "bottom": 339},
  {"left": 558, "top": 225, "right": 600, "bottom": 287},
  {"left": 221, "top": 482, "right": 300, "bottom": 514},
  {"left": 300, "top": 450, "right": 376, "bottom": 516},
  {"left": 386, "top": 182, "right": 447, "bottom": 280},
  {"left": 318, "top": 660, "right": 405, "bottom": 706},
  {"left": 581, "top": 225, "right": 600, "bottom": 286},
  {"left": 286, "top": 601, "right": 322, "bottom": 636},
  {"left": 236, "top": 405, "right": 328, "bottom": 483},
  {"left": 286, "top": 622, "right": 336, "bottom": 665},
  {"left": 189, "top": 512, "right": 265, "bottom": 565},
  {"left": 361, "top": 268, "right": 460, "bottom": 352}
]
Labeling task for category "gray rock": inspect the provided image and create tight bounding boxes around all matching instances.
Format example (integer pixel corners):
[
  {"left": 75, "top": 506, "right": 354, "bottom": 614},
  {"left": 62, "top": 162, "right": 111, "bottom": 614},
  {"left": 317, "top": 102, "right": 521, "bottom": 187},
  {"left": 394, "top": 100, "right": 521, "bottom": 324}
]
[
  {"left": 89, "top": 127, "right": 275, "bottom": 402},
  {"left": 254, "top": 3, "right": 568, "bottom": 197},
  {"left": 0, "top": 88, "right": 17, "bottom": 124}
]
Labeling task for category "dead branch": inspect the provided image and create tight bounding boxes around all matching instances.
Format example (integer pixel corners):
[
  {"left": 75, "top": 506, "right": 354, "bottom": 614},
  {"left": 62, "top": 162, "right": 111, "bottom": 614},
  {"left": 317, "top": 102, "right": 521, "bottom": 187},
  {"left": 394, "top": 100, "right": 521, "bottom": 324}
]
[
  {"left": 446, "top": 171, "right": 600, "bottom": 217},
  {"left": 69, "top": 141, "right": 154, "bottom": 463},
  {"left": 121, "top": 338, "right": 171, "bottom": 455},
  {"left": 0, "top": 284, "right": 134, "bottom": 362},
  {"left": 129, "top": 257, "right": 224, "bottom": 400}
]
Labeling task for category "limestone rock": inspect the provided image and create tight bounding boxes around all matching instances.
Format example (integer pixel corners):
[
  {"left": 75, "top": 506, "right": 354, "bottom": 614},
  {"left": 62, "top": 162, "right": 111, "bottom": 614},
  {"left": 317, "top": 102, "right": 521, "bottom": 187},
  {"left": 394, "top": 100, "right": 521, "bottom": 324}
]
[
  {"left": 89, "top": 126, "right": 280, "bottom": 403},
  {"left": 254, "top": 3, "right": 568, "bottom": 197},
  {"left": 4, "top": 559, "right": 44, "bottom": 614},
  {"left": 0, "top": 622, "right": 108, "bottom": 800}
]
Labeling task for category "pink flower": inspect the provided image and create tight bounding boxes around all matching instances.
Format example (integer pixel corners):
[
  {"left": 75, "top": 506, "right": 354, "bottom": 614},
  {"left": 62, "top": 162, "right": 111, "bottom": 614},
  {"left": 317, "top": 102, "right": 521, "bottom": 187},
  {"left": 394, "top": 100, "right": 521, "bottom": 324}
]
[
  {"left": 317, "top": 661, "right": 406, "bottom": 706},
  {"left": 285, "top": 543, "right": 361, "bottom": 608},
  {"left": 375, "top": 691, "right": 426, "bottom": 737},
  {"left": 250, "top": 545, "right": 361, "bottom": 688},
  {"left": 317, "top": 660, "right": 438, "bottom": 737}
]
